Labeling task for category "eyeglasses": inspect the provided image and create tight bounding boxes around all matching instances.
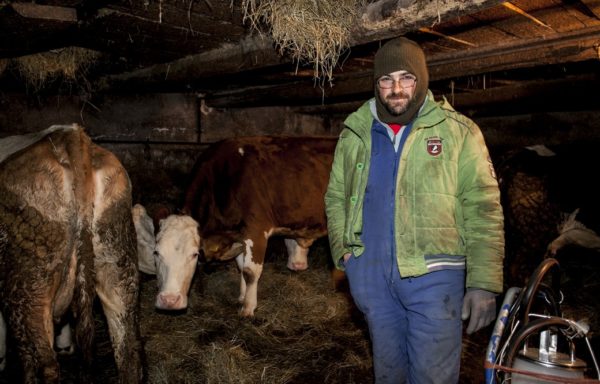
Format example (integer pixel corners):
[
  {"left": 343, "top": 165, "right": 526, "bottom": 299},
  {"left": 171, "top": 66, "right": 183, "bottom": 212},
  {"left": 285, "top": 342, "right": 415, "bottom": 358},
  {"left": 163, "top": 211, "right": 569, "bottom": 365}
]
[{"left": 377, "top": 74, "right": 417, "bottom": 89}]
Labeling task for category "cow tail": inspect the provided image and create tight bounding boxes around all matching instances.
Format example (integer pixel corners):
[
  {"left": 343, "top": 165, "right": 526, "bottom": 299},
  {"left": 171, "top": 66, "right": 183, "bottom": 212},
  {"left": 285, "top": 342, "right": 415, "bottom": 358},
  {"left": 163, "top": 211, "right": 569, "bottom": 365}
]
[
  {"left": 74, "top": 225, "right": 97, "bottom": 374},
  {"left": 68, "top": 127, "right": 98, "bottom": 376}
]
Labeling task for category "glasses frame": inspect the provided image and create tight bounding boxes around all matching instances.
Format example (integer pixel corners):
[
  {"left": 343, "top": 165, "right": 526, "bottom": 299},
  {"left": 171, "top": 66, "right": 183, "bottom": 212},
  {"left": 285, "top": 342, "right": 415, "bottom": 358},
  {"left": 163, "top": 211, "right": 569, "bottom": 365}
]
[{"left": 377, "top": 74, "right": 417, "bottom": 89}]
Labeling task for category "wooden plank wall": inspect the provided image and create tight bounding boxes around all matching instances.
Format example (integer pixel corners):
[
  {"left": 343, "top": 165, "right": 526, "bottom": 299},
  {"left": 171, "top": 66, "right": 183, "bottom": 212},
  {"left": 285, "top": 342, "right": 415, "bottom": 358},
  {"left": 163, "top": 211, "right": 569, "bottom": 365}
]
[
  {"left": 2, "top": 91, "right": 599, "bottom": 212},
  {"left": 0, "top": 92, "right": 338, "bottom": 212}
]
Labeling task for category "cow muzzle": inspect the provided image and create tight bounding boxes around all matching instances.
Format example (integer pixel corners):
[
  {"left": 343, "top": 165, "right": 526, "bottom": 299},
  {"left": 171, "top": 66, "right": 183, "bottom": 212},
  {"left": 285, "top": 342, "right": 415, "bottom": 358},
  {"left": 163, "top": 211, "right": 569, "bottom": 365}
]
[{"left": 155, "top": 292, "right": 187, "bottom": 310}]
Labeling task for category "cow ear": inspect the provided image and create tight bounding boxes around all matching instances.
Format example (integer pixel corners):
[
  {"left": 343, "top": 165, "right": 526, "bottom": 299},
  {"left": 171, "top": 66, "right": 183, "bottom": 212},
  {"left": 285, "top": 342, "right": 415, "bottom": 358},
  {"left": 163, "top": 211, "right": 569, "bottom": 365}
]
[{"left": 218, "top": 242, "right": 244, "bottom": 261}]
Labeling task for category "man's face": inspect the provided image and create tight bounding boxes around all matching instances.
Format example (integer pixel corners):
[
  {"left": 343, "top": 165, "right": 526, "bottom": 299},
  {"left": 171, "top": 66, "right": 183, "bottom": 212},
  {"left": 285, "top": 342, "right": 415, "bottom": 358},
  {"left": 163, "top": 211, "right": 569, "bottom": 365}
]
[{"left": 376, "top": 70, "right": 417, "bottom": 116}]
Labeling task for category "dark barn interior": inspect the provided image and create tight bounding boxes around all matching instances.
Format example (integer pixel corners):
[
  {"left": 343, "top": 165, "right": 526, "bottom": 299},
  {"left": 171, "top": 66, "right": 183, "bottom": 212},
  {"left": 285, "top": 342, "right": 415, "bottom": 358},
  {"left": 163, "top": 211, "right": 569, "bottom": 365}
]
[{"left": 1, "top": 0, "right": 600, "bottom": 382}]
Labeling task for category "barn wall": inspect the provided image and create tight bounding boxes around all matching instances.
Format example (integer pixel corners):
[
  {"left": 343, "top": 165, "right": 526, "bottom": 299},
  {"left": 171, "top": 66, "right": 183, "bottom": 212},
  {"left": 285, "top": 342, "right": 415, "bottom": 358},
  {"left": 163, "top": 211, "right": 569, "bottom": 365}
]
[
  {"left": 200, "top": 106, "right": 338, "bottom": 141},
  {"left": 0, "top": 93, "right": 337, "bottom": 212},
  {"left": 2, "top": 91, "right": 600, "bottom": 213},
  {"left": 0, "top": 93, "right": 199, "bottom": 142},
  {"left": 477, "top": 110, "right": 600, "bottom": 149}
]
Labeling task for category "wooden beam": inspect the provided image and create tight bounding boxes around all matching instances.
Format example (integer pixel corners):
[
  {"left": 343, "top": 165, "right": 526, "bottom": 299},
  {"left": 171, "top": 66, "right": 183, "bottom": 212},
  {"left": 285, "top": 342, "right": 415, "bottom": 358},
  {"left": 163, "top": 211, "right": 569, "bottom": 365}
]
[
  {"left": 203, "top": 25, "right": 600, "bottom": 108},
  {"left": 352, "top": 0, "right": 506, "bottom": 45},
  {"left": 96, "top": 35, "right": 285, "bottom": 91},
  {"left": 11, "top": 3, "right": 77, "bottom": 22},
  {"left": 95, "top": 0, "right": 506, "bottom": 91},
  {"left": 203, "top": 70, "right": 376, "bottom": 108},
  {"left": 578, "top": 0, "right": 600, "bottom": 19},
  {"left": 426, "top": 24, "right": 600, "bottom": 79},
  {"left": 440, "top": 73, "right": 600, "bottom": 115},
  {"left": 501, "top": 2, "right": 554, "bottom": 30}
]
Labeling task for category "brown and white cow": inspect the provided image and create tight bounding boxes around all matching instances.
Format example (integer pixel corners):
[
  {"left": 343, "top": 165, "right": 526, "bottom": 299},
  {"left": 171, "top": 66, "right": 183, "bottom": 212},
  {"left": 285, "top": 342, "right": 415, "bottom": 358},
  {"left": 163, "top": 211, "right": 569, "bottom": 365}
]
[
  {"left": 0, "top": 124, "right": 142, "bottom": 383},
  {"left": 154, "top": 136, "right": 336, "bottom": 316}
]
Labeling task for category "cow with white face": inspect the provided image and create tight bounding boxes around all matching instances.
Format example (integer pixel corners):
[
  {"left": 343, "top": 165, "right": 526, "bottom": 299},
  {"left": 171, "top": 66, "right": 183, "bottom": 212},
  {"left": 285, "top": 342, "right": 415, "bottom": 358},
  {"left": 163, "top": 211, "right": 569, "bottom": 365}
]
[
  {"left": 154, "top": 215, "right": 200, "bottom": 310},
  {"left": 153, "top": 136, "right": 335, "bottom": 316}
]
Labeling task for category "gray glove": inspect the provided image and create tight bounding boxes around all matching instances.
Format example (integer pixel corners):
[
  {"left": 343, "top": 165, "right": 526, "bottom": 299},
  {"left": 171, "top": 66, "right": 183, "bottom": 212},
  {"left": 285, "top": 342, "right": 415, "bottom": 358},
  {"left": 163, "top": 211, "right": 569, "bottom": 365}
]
[{"left": 461, "top": 288, "right": 497, "bottom": 334}]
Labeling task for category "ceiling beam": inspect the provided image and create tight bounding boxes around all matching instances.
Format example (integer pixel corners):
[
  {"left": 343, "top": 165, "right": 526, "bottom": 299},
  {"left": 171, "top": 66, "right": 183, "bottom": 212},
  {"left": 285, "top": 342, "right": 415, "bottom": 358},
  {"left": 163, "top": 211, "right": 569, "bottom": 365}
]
[
  {"left": 578, "top": 0, "right": 600, "bottom": 19},
  {"left": 353, "top": 0, "right": 506, "bottom": 45},
  {"left": 95, "top": 0, "right": 506, "bottom": 91},
  {"left": 426, "top": 24, "right": 600, "bottom": 79},
  {"left": 204, "top": 25, "right": 600, "bottom": 108},
  {"left": 95, "top": 35, "right": 285, "bottom": 91},
  {"left": 10, "top": 3, "right": 78, "bottom": 22},
  {"left": 441, "top": 73, "right": 600, "bottom": 116}
]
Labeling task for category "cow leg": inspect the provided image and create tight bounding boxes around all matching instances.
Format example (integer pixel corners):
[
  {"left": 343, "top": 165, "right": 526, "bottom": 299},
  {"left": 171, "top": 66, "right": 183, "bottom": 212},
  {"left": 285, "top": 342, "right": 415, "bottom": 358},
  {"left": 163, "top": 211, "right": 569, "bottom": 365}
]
[
  {"left": 92, "top": 158, "right": 143, "bottom": 384},
  {"left": 0, "top": 312, "right": 73, "bottom": 374},
  {"left": 235, "top": 254, "right": 248, "bottom": 305},
  {"left": 2, "top": 251, "right": 63, "bottom": 383},
  {"left": 5, "top": 302, "right": 58, "bottom": 383},
  {"left": 93, "top": 204, "right": 143, "bottom": 384},
  {"left": 235, "top": 237, "right": 265, "bottom": 317},
  {"left": 284, "top": 238, "right": 314, "bottom": 271}
]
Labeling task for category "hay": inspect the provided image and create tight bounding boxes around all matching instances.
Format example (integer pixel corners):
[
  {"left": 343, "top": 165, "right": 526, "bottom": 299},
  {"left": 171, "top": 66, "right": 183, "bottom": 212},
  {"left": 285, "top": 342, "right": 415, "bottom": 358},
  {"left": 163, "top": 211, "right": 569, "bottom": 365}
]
[
  {"left": 241, "top": 0, "right": 367, "bottom": 85},
  {"left": 13, "top": 47, "right": 101, "bottom": 91},
  {"left": 137, "top": 239, "right": 374, "bottom": 384},
  {"left": 0, "top": 238, "right": 508, "bottom": 383}
]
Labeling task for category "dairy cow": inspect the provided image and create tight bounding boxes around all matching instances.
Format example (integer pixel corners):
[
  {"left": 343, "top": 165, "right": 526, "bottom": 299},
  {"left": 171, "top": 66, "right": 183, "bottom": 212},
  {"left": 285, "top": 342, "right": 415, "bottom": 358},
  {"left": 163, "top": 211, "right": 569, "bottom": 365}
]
[
  {"left": 497, "top": 143, "right": 600, "bottom": 287},
  {"left": 154, "top": 136, "right": 336, "bottom": 316},
  {"left": 0, "top": 125, "right": 142, "bottom": 383}
]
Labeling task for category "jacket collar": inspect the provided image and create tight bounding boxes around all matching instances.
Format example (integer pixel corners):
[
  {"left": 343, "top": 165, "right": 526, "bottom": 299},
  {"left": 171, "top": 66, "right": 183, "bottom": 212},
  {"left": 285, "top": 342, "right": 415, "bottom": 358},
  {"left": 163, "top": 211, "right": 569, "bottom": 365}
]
[{"left": 344, "top": 90, "right": 448, "bottom": 140}]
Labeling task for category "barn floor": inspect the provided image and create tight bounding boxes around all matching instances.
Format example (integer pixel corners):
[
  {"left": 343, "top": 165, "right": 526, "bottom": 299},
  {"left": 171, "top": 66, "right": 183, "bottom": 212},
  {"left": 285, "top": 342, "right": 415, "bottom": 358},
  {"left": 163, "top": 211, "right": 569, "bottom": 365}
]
[{"left": 0, "top": 239, "right": 598, "bottom": 383}]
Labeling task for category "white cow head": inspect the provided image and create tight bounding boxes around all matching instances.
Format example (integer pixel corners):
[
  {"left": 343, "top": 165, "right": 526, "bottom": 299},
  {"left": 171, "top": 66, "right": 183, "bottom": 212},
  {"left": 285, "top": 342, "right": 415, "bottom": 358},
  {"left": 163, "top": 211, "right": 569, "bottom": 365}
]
[{"left": 154, "top": 214, "right": 200, "bottom": 310}]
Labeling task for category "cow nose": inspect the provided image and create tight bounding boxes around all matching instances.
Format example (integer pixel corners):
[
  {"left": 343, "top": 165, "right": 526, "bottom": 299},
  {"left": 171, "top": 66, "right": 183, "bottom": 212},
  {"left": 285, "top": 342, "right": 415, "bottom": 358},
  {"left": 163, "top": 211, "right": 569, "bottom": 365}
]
[{"left": 157, "top": 293, "right": 182, "bottom": 309}]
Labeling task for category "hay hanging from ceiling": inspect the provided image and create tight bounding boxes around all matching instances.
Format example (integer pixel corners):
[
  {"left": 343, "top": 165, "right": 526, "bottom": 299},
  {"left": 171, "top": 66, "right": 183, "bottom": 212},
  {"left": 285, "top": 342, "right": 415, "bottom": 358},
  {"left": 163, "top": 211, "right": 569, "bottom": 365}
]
[
  {"left": 14, "top": 47, "right": 102, "bottom": 91},
  {"left": 241, "top": 0, "right": 367, "bottom": 85}
]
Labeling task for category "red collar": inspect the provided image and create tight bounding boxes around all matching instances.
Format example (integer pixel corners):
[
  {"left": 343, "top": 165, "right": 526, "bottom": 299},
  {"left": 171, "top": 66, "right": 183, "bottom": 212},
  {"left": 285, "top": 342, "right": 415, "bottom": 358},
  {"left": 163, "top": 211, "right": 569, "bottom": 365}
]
[{"left": 388, "top": 123, "right": 402, "bottom": 135}]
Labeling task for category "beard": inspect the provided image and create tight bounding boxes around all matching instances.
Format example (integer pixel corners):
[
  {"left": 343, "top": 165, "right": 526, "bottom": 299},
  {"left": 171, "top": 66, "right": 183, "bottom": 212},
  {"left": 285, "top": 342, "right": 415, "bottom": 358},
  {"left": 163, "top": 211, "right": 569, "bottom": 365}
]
[{"left": 382, "top": 90, "right": 413, "bottom": 116}]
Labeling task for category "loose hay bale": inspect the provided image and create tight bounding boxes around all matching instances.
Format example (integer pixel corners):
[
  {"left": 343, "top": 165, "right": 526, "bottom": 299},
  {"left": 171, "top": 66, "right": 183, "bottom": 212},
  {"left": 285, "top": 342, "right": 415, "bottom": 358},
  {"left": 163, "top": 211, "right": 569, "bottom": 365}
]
[
  {"left": 13, "top": 47, "right": 101, "bottom": 91},
  {"left": 241, "top": 0, "right": 367, "bottom": 84}
]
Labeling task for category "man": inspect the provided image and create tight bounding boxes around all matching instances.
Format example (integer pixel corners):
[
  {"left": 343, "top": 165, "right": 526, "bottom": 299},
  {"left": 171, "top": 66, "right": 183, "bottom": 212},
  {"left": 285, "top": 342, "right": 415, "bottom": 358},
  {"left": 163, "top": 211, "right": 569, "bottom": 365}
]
[{"left": 324, "top": 36, "right": 504, "bottom": 383}]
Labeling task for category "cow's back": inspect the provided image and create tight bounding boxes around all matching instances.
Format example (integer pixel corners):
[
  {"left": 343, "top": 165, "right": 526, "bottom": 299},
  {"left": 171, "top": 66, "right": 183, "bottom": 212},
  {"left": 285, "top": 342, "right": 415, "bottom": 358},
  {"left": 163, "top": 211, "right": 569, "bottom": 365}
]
[
  {"left": 183, "top": 136, "right": 337, "bottom": 236},
  {"left": 0, "top": 126, "right": 92, "bottom": 306}
]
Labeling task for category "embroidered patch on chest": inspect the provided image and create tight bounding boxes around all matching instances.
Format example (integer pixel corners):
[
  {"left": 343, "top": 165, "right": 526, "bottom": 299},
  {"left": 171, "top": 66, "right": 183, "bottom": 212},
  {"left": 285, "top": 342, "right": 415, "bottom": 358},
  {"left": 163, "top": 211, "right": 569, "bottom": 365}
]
[{"left": 426, "top": 137, "right": 443, "bottom": 156}]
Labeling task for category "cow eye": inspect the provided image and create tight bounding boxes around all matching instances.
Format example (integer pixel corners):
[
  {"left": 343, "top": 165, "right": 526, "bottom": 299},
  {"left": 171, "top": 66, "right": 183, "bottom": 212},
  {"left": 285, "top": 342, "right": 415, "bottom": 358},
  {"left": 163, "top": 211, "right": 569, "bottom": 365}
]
[{"left": 192, "top": 252, "right": 199, "bottom": 259}]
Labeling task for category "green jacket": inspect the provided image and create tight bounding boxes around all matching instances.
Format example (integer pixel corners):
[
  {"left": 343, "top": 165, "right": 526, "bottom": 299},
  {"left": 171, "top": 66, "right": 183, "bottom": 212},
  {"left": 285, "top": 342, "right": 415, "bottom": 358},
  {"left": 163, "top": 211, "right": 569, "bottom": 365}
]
[{"left": 324, "top": 92, "right": 504, "bottom": 293}]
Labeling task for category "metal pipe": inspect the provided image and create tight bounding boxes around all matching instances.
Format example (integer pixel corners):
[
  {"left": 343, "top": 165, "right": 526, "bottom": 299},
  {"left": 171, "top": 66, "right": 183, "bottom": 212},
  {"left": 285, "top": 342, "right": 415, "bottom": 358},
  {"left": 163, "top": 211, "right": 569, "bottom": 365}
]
[{"left": 485, "top": 286, "right": 521, "bottom": 384}]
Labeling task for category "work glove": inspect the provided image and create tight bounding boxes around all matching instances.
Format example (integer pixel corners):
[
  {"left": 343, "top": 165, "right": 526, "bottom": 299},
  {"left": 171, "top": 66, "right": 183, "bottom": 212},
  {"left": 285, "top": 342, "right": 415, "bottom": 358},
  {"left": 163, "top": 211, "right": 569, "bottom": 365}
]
[{"left": 461, "top": 288, "right": 497, "bottom": 334}]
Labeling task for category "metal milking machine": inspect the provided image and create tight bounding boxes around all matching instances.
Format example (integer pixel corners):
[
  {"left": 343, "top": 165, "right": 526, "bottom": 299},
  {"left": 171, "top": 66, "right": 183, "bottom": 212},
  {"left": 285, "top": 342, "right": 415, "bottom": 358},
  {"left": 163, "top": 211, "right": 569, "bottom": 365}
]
[{"left": 485, "top": 257, "right": 600, "bottom": 383}]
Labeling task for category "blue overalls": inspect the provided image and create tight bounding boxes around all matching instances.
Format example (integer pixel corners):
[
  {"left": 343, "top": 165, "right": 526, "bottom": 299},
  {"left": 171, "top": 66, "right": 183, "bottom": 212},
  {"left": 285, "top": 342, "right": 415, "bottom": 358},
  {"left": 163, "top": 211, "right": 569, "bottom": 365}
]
[{"left": 343, "top": 120, "right": 465, "bottom": 384}]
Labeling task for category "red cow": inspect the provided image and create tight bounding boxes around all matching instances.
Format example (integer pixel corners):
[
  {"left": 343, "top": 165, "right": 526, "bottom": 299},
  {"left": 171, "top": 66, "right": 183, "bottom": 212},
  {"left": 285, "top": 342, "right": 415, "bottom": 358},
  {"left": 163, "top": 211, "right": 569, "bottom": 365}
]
[
  {"left": 153, "top": 136, "right": 336, "bottom": 316},
  {"left": 0, "top": 125, "right": 142, "bottom": 383}
]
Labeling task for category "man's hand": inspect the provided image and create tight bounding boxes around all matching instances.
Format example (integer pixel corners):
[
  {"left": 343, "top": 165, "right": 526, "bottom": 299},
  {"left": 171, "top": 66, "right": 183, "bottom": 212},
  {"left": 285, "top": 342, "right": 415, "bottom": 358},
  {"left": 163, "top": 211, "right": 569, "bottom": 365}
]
[{"left": 461, "top": 288, "right": 497, "bottom": 334}]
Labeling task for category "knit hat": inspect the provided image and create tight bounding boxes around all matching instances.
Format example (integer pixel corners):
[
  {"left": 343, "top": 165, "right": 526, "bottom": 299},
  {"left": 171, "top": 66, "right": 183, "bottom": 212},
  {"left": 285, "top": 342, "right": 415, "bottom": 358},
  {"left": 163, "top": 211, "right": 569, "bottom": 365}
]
[{"left": 374, "top": 37, "right": 429, "bottom": 125}]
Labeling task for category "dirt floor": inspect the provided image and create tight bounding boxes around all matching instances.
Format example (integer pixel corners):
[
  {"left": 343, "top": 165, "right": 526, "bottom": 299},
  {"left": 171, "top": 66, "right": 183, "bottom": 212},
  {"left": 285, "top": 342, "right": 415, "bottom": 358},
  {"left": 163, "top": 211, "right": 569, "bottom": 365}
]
[{"left": 1, "top": 239, "right": 598, "bottom": 383}]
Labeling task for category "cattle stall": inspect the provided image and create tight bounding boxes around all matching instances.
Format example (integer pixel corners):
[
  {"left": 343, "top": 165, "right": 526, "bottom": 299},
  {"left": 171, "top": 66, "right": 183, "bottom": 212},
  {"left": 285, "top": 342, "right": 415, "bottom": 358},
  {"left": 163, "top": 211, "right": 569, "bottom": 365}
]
[
  {"left": 2, "top": 0, "right": 600, "bottom": 382},
  {"left": 1, "top": 102, "right": 599, "bottom": 383}
]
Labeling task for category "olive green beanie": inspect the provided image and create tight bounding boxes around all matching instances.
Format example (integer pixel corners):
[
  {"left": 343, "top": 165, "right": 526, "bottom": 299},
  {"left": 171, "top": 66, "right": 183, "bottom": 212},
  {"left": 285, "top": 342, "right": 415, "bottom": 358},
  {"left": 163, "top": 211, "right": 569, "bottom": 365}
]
[{"left": 374, "top": 37, "right": 429, "bottom": 125}]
